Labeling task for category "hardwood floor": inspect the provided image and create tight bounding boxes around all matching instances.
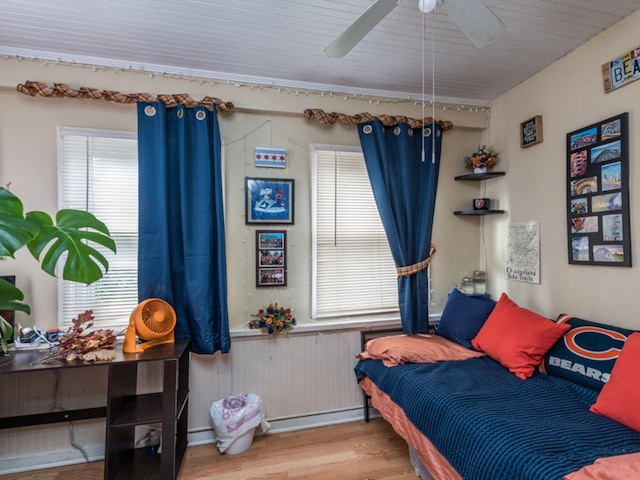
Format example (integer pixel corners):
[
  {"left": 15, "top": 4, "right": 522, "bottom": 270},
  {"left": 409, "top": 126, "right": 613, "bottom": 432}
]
[{"left": 0, "top": 419, "right": 419, "bottom": 480}]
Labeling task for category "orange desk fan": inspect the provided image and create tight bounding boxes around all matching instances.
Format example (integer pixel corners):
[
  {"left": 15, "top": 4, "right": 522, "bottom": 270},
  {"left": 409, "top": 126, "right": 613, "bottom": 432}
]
[{"left": 123, "top": 298, "right": 177, "bottom": 353}]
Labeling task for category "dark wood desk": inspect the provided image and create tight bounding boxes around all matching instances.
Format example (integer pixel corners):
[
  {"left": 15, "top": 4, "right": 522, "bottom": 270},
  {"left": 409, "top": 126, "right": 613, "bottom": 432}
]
[{"left": 0, "top": 339, "right": 190, "bottom": 480}]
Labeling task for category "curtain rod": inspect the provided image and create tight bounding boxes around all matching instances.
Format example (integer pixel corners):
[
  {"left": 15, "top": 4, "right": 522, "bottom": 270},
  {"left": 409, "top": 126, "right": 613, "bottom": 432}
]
[
  {"left": 16, "top": 80, "right": 235, "bottom": 112},
  {"left": 303, "top": 108, "right": 453, "bottom": 131},
  {"left": 13, "top": 81, "right": 455, "bottom": 130}
]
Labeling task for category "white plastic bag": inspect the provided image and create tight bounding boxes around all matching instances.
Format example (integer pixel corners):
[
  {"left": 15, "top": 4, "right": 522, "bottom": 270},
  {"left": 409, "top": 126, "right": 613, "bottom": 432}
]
[{"left": 209, "top": 393, "right": 270, "bottom": 454}]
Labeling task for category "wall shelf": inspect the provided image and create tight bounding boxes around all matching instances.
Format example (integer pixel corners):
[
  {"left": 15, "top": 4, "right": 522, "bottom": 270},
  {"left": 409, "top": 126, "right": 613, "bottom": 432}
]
[
  {"left": 454, "top": 171, "right": 506, "bottom": 181},
  {"left": 453, "top": 171, "right": 506, "bottom": 216},
  {"left": 454, "top": 210, "right": 505, "bottom": 216}
]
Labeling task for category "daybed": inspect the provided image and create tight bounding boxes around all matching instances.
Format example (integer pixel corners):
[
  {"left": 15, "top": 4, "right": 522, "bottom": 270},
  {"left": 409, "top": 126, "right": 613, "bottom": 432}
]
[{"left": 355, "top": 290, "right": 640, "bottom": 480}]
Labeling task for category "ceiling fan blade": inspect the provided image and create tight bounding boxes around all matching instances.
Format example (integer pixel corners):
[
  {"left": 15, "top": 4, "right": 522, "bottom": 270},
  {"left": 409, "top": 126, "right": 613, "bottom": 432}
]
[
  {"left": 325, "top": 0, "right": 401, "bottom": 58},
  {"left": 440, "top": 0, "right": 506, "bottom": 48}
]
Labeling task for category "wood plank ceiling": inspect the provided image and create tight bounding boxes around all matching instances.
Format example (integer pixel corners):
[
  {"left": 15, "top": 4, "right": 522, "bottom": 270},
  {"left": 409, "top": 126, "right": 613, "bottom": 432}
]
[{"left": 1, "top": 0, "right": 639, "bottom": 106}]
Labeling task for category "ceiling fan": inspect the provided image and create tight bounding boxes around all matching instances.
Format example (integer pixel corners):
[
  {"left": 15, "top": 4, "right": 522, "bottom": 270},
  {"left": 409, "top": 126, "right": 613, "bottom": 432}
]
[{"left": 325, "top": 0, "right": 506, "bottom": 58}]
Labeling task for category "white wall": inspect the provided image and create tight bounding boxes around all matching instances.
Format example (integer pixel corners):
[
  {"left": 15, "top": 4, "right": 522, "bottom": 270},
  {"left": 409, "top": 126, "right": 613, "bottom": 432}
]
[{"left": 485, "top": 10, "right": 640, "bottom": 329}]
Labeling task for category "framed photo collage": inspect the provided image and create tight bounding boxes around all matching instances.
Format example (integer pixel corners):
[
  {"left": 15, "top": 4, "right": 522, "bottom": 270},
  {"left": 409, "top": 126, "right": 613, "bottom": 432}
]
[
  {"left": 255, "top": 230, "right": 287, "bottom": 287},
  {"left": 566, "top": 112, "right": 631, "bottom": 266},
  {"left": 244, "top": 176, "right": 294, "bottom": 288}
]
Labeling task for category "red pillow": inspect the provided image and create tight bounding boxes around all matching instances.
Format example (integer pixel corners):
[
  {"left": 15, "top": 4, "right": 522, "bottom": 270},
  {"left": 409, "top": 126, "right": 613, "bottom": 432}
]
[
  {"left": 590, "top": 332, "right": 640, "bottom": 432},
  {"left": 471, "top": 293, "right": 570, "bottom": 379}
]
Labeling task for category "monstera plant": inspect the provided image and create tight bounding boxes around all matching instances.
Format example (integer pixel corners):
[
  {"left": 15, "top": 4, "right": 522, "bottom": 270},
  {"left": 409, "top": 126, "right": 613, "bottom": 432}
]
[{"left": 0, "top": 187, "right": 116, "bottom": 354}]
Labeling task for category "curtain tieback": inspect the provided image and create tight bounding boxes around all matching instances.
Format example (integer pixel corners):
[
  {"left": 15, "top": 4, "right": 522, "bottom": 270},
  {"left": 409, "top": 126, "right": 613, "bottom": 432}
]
[{"left": 396, "top": 244, "right": 436, "bottom": 277}]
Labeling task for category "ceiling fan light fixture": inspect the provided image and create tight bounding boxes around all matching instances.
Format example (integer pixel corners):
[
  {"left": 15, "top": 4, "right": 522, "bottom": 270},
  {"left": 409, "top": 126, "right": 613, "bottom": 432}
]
[
  {"left": 440, "top": 0, "right": 506, "bottom": 48},
  {"left": 418, "top": 0, "right": 437, "bottom": 14},
  {"left": 325, "top": 0, "right": 506, "bottom": 58}
]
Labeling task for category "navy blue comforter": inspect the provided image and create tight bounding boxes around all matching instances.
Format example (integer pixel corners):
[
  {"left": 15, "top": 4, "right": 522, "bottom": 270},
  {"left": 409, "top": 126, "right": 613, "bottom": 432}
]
[{"left": 356, "top": 357, "right": 640, "bottom": 480}]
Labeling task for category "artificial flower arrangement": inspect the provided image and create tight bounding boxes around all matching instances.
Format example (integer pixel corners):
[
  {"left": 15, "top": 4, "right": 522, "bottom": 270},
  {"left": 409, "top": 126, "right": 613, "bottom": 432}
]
[
  {"left": 464, "top": 145, "right": 499, "bottom": 170},
  {"left": 249, "top": 302, "right": 296, "bottom": 336},
  {"left": 39, "top": 310, "right": 117, "bottom": 363}
]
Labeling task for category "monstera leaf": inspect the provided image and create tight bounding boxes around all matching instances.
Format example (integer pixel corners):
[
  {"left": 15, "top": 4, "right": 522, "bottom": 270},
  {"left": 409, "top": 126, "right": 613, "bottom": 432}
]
[
  {"left": 0, "top": 187, "right": 116, "bottom": 314},
  {"left": 0, "top": 278, "right": 28, "bottom": 354},
  {"left": 26, "top": 210, "right": 116, "bottom": 285},
  {"left": 0, "top": 187, "right": 40, "bottom": 257},
  {"left": 0, "top": 187, "right": 116, "bottom": 352},
  {"left": 0, "top": 278, "right": 30, "bottom": 314}
]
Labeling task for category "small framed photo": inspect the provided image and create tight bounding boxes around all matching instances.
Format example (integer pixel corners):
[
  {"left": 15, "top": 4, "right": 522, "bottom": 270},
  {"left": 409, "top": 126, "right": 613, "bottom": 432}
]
[
  {"left": 520, "top": 115, "right": 543, "bottom": 148},
  {"left": 256, "top": 231, "right": 287, "bottom": 287},
  {"left": 245, "top": 177, "right": 294, "bottom": 225}
]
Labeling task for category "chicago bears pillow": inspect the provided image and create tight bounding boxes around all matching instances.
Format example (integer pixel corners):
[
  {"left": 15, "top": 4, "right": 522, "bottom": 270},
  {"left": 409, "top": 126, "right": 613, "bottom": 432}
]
[{"left": 540, "top": 315, "right": 634, "bottom": 391}]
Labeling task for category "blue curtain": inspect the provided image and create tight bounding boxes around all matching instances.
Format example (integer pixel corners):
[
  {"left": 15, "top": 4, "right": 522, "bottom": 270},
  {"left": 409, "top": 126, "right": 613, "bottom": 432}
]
[
  {"left": 358, "top": 120, "right": 442, "bottom": 334},
  {"left": 137, "top": 102, "right": 230, "bottom": 354}
]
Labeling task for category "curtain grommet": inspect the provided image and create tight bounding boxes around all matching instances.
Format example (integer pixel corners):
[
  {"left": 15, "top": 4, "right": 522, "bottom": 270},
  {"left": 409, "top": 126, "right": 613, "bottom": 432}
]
[
  {"left": 196, "top": 110, "right": 206, "bottom": 120},
  {"left": 362, "top": 125, "right": 373, "bottom": 134},
  {"left": 393, "top": 126, "right": 401, "bottom": 136},
  {"left": 177, "top": 108, "right": 184, "bottom": 118},
  {"left": 408, "top": 128, "right": 413, "bottom": 136},
  {"left": 144, "top": 105, "right": 156, "bottom": 117},
  {"left": 423, "top": 127, "right": 432, "bottom": 137}
]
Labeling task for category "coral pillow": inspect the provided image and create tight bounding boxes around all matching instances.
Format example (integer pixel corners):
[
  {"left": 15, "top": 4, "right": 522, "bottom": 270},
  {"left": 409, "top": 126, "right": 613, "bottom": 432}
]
[
  {"left": 436, "top": 288, "right": 496, "bottom": 349},
  {"left": 564, "top": 452, "right": 640, "bottom": 480},
  {"left": 358, "top": 333, "right": 485, "bottom": 367},
  {"left": 471, "top": 293, "right": 570, "bottom": 379},
  {"left": 590, "top": 332, "right": 640, "bottom": 432}
]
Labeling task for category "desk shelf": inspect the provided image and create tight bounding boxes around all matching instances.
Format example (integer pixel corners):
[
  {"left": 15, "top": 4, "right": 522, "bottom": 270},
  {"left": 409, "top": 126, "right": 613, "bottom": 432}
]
[
  {"left": 113, "top": 448, "right": 162, "bottom": 480},
  {"left": 0, "top": 407, "right": 107, "bottom": 429},
  {"left": 110, "top": 393, "right": 163, "bottom": 427},
  {"left": 105, "top": 340, "right": 190, "bottom": 480},
  {"left": 0, "top": 339, "right": 190, "bottom": 480}
]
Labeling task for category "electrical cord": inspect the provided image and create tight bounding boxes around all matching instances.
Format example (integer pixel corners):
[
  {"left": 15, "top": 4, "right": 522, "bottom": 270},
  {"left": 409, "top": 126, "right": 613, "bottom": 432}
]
[{"left": 50, "top": 370, "right": 91, "bottom": 463}]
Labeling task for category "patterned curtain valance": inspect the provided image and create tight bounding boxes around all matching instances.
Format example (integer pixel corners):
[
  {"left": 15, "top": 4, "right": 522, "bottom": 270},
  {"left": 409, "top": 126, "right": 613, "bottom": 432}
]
[
  {"left": 303, "top": 108, "right": 453, "bottom": 131},
  {"left": 16, "top": 80, "right": 235, "bottom": 112}
]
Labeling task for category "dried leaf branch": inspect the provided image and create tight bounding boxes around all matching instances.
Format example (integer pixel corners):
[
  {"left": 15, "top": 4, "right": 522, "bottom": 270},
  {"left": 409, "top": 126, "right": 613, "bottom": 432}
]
[{"left": 39, "top": 310, "right": 117, "bottom": 363}]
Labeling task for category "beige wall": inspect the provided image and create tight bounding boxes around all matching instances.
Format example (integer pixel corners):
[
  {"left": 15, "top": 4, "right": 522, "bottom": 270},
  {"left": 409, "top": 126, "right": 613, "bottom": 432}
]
[
  {"left": 485, "top": 10, "right": 640, "bottom": 329},
  {"left": 0, "top": 59, "right": 487, "bottom": 331},
  {"left": 2, "top": 7, "right": 640, "bottom": 472},
  {"left": 0, "top": 58, "right": 490, "bottom": 471},
  {"left": 3, "top": 11, "right": 638, "bottom": 335}
]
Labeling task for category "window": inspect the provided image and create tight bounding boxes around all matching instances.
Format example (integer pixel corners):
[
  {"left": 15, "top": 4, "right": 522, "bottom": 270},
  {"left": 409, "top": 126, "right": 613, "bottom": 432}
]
[
  {"left": 58, "top": 127, "right": 138, "bottom": 332},
  {"left": 312, "top": 146, "right": 398, "bottom": 319}
]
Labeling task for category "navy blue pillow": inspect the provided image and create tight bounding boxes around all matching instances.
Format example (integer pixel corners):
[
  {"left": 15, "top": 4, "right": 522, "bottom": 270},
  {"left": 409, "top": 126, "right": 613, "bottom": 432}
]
[
  {"left": 436, "top": 288, "right": 496, "bottom": 349},
  {"left": 541, "top": 315, "right": 635, "bottom": 391}
]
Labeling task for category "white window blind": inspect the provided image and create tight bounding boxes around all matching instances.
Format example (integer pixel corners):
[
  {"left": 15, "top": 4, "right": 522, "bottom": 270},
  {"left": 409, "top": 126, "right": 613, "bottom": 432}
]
[
  {"left": 312, "top": 146, "right": 398, "bottom": 319},
  {"left": 58, "top": 127, "right": 138, "bottom": 332}
]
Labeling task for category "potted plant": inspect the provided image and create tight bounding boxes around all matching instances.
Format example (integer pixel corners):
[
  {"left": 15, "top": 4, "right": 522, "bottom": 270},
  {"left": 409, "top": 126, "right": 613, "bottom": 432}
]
[
  {"left": 464, "top": 145, "right": 499, "bottom": 174},
  {"left": 0, "top": 187, "right": 116, "bottom": 355}
]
